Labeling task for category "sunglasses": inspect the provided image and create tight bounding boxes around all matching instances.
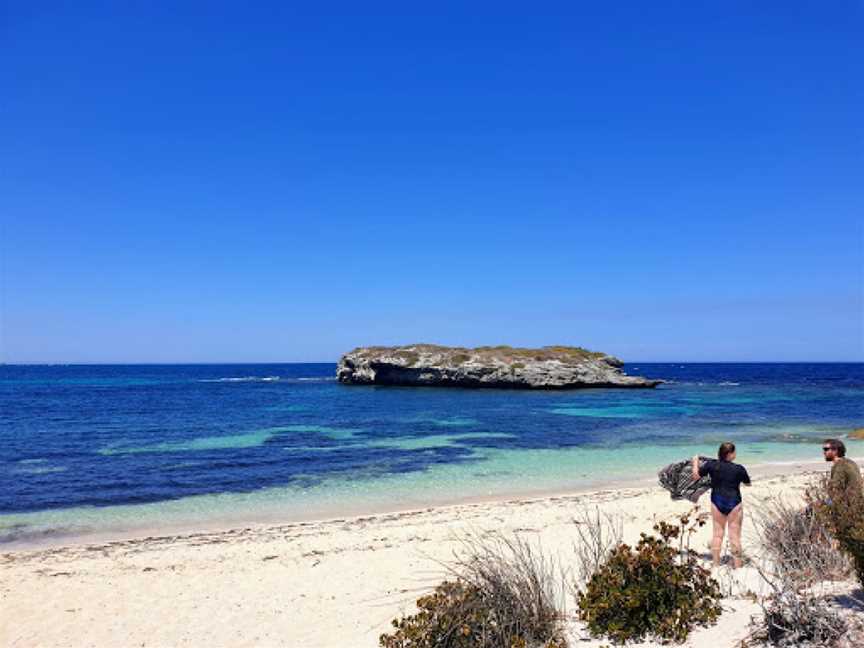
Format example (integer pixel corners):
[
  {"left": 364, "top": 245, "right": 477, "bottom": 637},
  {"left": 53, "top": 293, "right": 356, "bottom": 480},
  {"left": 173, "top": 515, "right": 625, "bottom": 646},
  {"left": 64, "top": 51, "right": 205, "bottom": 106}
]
[{"left": 822, "top": 447, "right": 835, "bottom": 452}]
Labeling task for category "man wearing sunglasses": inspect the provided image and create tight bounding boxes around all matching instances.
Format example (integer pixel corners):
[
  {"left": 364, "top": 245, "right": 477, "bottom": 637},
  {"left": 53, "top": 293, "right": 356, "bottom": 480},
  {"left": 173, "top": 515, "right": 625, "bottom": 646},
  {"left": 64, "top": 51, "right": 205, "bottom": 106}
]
[{"left": 823, "top": 439, "right": 861, "bottom": 497}]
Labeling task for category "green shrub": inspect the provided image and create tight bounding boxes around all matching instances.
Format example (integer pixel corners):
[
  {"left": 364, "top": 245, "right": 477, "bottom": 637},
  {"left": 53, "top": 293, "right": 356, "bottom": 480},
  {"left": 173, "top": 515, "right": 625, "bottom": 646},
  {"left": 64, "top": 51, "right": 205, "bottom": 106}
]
[
  {"left": 379, "top": 580, "right": 565, "bottom": 648},
  {"left": 808, "top": 475, "right": 864, "bottom": 586},
  {"left": 576, "top": 515, "right": 722, "bottom": 644}
]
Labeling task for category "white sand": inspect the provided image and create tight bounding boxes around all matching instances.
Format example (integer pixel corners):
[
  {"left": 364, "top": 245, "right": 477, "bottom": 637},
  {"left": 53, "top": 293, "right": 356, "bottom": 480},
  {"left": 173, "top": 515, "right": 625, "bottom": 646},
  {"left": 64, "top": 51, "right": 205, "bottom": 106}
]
[{"left": 1, "top": 465, "right": 860, "bottom": 647}]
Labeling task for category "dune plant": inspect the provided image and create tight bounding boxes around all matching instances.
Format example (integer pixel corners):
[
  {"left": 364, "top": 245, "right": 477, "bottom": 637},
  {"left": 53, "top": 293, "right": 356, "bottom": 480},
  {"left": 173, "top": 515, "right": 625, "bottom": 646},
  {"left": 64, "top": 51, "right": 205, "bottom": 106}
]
[
  {"left": 748, "top": 578, "right": 847, "bottom": 647},
  {"left": 380, "top": 532, "right": 567, "bottom": 648},
  {"left": 570, "top": 507, "right": 623, "bottom": 587},
  {"left": 746, "top": 478, "right": 860, "bottom": 646},
  {"left": 576, "top": 510, "right": 722, "bottom": 644},
  {"left": 807, "top": 475, "right": 864, "bottom": 586},
  {"left": 751, "top": 493, "right": 852, "bottom": 585}
]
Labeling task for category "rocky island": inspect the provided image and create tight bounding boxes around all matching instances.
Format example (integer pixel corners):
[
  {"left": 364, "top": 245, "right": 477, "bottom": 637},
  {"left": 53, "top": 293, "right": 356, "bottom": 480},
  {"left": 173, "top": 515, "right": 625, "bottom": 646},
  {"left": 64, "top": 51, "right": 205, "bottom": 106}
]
[{"left": 336, "top": 344, "right": 662, "bottom": 389}]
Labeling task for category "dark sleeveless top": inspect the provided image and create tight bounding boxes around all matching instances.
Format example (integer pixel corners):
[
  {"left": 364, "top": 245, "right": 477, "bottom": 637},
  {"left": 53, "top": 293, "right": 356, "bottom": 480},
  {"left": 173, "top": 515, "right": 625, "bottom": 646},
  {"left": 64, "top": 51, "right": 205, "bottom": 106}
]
[{"left": 698, "top": 459, "right": 750, "bottom": 503}]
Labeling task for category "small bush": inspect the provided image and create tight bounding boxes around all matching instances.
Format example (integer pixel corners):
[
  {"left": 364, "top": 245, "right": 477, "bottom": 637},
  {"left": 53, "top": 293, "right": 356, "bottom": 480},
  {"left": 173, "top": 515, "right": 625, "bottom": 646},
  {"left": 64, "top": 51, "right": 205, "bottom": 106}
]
[
  {"left": 749, "top": 584, "right": 847, "bottom": 647},
  {"left": 746, "top": 478, "right": 860, "bottom": 647},
  {"left": 576, "top": 513, "right": 722, "bottom": 644},
  {"left": 751, "top": 495, "right": 852, "bottom": 585},
  {"left": 380, "top": 533, "right": 567, "bottom": 648},
  {"left": 379, "top": 580, "right": 565, "bottom": 648},
  {"left": 807, "top": 475, "right": 864, "bottom": 586}
]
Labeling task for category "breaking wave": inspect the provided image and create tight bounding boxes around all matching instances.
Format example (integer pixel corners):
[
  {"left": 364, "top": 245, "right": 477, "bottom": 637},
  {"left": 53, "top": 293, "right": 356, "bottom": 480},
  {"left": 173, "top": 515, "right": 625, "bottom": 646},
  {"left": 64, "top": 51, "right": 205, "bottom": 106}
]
[{"left": 199, "top": 376, "right": 281, "bottom": 383}]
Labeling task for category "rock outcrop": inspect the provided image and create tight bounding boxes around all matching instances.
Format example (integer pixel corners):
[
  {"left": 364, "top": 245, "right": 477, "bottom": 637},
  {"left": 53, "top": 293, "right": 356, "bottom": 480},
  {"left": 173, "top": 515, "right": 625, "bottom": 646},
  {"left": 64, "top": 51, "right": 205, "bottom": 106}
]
[{"left": 336, "top": 344, "right": 662, "bottom": 389}]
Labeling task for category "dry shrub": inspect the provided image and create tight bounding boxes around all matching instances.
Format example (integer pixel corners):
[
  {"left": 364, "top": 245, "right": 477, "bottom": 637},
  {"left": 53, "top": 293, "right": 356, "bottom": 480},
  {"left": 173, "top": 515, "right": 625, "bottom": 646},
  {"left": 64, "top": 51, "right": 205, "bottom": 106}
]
[
  {"left": 747, "top": 573, "right": 847, "bottom": 647},
  {"left": 746, "top": 480, "right": 856, "bottom": 647},
  {"left": 751, "top": 494, "right": 852, "bottom": 585},
  {"left": 835, "top": 618, "right": 864, "bottom": 648},
  {"left": 379, "top": 532, "right": 567, "bottom": 648},
  {"left": 571, "top": 507, "right": 623, "bottom": 587}
]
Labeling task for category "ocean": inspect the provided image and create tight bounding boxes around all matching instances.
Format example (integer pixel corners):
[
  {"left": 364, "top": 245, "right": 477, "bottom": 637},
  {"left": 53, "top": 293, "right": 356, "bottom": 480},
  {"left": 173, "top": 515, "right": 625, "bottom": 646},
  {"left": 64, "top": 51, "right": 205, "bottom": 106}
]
[{"left": 1, "top": 362, "right": 861, "bottom": 547}]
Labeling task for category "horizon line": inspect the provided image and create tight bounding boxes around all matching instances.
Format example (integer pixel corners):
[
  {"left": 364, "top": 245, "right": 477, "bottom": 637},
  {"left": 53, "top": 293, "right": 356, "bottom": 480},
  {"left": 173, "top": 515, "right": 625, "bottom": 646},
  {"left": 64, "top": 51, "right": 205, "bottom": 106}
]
[{"left": 2, "top": 360, "right": 863, "bottom": 366}]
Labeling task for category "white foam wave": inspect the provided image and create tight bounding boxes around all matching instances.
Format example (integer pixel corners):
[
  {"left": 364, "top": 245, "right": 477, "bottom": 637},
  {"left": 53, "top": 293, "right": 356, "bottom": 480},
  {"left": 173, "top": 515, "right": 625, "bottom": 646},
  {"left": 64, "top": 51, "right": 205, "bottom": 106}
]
[
  {"left": 718, "top": 381, "right": 741, "bottom": 386},
  {"left": 199, "top": 376, "right": 281, "bottom": 383}
]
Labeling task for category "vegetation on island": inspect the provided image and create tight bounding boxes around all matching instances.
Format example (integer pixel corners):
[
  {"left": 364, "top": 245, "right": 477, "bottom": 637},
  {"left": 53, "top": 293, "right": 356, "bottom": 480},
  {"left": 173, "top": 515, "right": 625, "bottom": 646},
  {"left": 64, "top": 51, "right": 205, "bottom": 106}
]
[{"left": 351, "top": 344, "right": 610, "bottom": 368}]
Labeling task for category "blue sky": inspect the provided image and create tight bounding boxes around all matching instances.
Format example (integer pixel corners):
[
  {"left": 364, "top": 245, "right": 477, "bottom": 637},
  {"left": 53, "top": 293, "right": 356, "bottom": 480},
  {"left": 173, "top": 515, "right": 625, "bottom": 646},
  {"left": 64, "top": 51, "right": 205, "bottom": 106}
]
[{"left": 2, "top": 2, "right": 862, "bottom": 362}]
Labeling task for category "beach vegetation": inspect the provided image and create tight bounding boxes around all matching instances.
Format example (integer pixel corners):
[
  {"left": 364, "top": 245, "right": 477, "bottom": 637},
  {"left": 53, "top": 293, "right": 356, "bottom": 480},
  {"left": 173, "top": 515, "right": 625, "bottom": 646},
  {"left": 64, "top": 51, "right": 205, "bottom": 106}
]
[
  {"left": 746, "top": 479, "right": 861, "bottom": 647},
  {"left": 747, "top": 556, "right": 850, "bottom": 647},
  {"left": 751, "top": 493, "right": 852, "bottom": 585},
  {"left": 747, "top": 581, "right": 849, "bottom": 647},
  {"left": 576, "top": 511, "right": 722, "bottom": 644},
  {"left": 807, "top": 475, "right": 864, "bottom": 587},
  {"left": 379, "top": 532, "right": 567, "bottom": 648},
  {"left": 570, "top": 507, "right": 623, "bottom": 587}
]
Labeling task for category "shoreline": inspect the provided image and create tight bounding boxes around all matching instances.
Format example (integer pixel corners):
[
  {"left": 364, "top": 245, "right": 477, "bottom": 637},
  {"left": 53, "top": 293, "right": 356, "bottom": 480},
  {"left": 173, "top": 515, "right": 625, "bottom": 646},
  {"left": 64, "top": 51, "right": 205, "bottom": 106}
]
[
  {"left": 1, "top": 457, "right": 846, "bottom": 555},
  {"left": 2, "top": 465, "right": 855, "bottom": 648}
]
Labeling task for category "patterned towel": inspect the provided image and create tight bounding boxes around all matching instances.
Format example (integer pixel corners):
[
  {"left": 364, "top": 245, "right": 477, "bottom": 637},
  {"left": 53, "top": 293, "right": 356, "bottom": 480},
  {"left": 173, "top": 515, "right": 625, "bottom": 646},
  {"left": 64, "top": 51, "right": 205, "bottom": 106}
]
[{"left": 658, "top": 456, "right": 712, "bottom": 502}]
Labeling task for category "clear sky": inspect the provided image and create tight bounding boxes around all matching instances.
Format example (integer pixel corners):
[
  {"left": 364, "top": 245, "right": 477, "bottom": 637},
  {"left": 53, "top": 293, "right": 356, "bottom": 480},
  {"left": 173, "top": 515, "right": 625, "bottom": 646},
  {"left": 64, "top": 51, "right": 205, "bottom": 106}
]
[{"left": 2, "top": 2, "right": 862, "bottom": 363}]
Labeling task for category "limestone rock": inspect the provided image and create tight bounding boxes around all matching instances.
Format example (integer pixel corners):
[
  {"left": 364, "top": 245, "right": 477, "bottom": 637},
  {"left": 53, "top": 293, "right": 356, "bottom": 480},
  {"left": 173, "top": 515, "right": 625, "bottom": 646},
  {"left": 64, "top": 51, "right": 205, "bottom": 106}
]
[{"left": 336, "top": 344, "right": 662, "bottom": 389}]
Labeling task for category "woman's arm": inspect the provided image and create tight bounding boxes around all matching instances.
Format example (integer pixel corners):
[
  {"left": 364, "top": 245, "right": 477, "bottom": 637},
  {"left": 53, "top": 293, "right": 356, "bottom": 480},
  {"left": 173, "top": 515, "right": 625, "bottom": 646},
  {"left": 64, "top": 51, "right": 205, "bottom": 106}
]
[{"left": 691, "top": 455, "right": 700, "bottom": 481}]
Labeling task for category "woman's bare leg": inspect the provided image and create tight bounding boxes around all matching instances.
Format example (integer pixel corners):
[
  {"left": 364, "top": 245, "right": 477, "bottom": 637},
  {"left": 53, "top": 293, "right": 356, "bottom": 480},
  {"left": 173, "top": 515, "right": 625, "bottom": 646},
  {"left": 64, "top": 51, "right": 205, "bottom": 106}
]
[
  {"left": 727, "top": 504, "right": 744, "bottom": 568},
  {"left": 710, "top": 504, "right": 727, "bottom": 566}
]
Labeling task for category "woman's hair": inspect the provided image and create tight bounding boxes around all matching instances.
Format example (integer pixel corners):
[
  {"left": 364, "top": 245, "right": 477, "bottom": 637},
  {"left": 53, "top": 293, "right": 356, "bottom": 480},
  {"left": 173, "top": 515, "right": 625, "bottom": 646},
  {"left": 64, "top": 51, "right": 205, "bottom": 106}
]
[
  {"left": 718, "top": 442, "right": 736, "bottom": 461},
  {"left": 823, "top": 438, "right": 846, "bottom": 458}
]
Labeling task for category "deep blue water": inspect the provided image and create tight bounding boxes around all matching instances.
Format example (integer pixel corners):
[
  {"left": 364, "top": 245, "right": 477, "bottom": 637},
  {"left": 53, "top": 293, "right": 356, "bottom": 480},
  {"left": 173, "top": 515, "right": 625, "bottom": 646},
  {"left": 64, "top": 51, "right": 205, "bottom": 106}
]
[{"left": 1, "top": 363, "right": 862, "bottom": 542}]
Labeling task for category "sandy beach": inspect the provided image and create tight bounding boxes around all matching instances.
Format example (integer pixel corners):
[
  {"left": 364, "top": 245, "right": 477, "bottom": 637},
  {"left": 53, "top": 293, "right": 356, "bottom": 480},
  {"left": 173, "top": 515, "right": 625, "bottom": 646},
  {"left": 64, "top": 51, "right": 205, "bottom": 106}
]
[{"left": 2, "top": 461, "right": 862, "bottom": 648}]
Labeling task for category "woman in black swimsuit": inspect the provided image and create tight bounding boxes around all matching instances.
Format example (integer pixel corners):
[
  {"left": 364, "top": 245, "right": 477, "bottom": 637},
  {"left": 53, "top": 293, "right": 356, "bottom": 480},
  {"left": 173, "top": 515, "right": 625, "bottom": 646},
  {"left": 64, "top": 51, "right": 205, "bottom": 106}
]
[{"left": 691, "top": 442, "right": 751, "bottom": 568}]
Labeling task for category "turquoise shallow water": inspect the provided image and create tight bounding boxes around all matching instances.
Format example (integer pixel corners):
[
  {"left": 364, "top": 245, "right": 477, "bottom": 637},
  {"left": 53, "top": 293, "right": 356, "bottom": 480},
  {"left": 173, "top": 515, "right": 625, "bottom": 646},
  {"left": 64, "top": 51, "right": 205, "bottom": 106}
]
[{"left": 1, "top": 363, "right": 861, "bottom": 545}]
